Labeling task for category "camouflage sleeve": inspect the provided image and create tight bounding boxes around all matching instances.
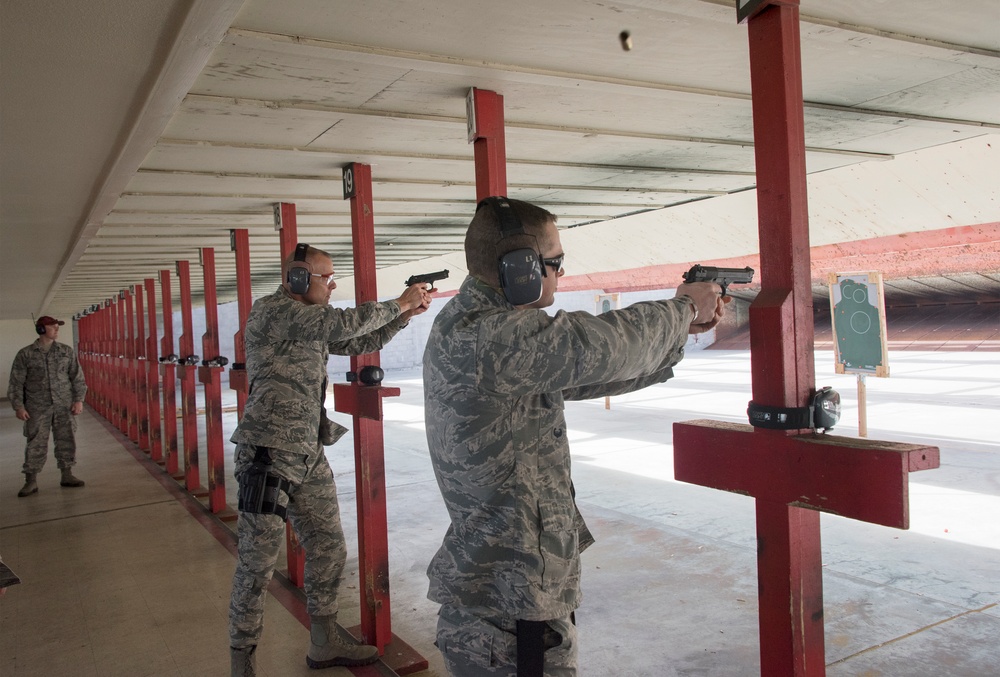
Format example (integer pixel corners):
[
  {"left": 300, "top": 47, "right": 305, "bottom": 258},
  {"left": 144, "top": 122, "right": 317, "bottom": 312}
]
[
  {"left": 68, "top": 349, "right": 88, "bottom": 403},
  {"left": 7, "top": 349, "right": 28, "bottom": 410},
  {"left": 478, "top": 296, "right": 693, "bottom": 397},
  {"left": 328, "top": 316, "right": 408, "bottom": 356},
  {"left": 264, "top": 297, "right": 401, "bottom": 344},
  {"left": 562, "top": 364, "right": 677, "bottom": 401}
]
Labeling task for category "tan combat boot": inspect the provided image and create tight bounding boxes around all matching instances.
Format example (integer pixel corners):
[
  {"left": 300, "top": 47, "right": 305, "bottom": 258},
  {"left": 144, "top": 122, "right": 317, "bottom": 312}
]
[
  {"left": 60, "top": 467, "right": 85, "bottom": 487},
  {"left": 231, "top": 645, "right": 256, "bottom": 677},
  {"left": 18, "top": 473, "right": 38, "bottom": 497},
  {"left": 306, "top": 615, "right": 379, "bottom": 668}
]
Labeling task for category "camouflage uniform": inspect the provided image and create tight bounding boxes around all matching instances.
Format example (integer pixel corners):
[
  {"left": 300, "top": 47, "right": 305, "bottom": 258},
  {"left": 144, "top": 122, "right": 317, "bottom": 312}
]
[
  {"left": 228, "top": 285, "right": 408, "bottom": 649},
  {"left": 423, "top": 276, "right": 694, "bottom": 675},
  {"left": 7, "top": 340, "right": 88, "bottom": 474}
]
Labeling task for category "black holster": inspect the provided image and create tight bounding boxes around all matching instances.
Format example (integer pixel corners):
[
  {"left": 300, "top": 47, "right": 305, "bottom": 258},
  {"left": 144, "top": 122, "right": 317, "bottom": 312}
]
[
  {"left": 237, "top": 448, "right": 291, "bottom": 521},
  {"left": 516, "top": 619, "right": 564, "bottom": 677}
]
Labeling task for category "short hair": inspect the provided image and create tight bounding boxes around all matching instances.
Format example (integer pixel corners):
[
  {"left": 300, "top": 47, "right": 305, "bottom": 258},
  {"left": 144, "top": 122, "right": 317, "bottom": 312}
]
[
  {"left": 281, "top": 244, "right": 332, "bottom": 280},
  {"left": 465, "top": 198, "right": 557, "bottom": 287}
]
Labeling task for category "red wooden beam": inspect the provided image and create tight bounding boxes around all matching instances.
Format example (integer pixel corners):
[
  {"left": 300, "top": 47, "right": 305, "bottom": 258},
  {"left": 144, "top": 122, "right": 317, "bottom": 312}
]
[
  {"left": 273, "top": 202, "right": 307, "bottom": 587},
  {"left": 674, "top": 421, "right": 939, "bottom": 529},
  {"left": 468, "top": 88, "right": 507, "bottom": 201},
  {"left": 197, "top": 248, "right": 235, "bottom": 518},
  {"left": 334, "top": 162, "right": 405, "bottom": 657},
  {"left": 124, "top": 288, "right": 139, "bottom": 442},
  {"left": 145, "top": 278, "right": 163, "bottom": 463},
  {"left": 671, "top": 5, "right": 942, "bottom": 676},
  {"left": 135, "top": 283, "right": 151, "bottom": 452},
  {"left": 229, "top": 229, "right": 252, "bottom": 419},
  {"left": 114, "top": 296, "right": 127, "bottom": 434},
  {"left": 176, "top": 260, "right": 205, "bottom": 496},
  {"left": 160, "top": 269, "right": 181, "bottom": 476}
]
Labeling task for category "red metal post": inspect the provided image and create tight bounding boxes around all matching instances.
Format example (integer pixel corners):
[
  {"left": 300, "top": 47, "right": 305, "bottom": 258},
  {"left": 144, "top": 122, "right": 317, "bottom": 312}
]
[
  {"left": 124, "top": 288, "right": 139, "bottom": 443},
  {"left": 115, "top": 296, "right": 128, "bottom": 434},
  {"left": 176, "top": 260, "right": 205, "bottom": 495},
  {"left": 145, "top": 278, "right": 163, "bottom": 463},
  {"left": 468, "top": 88, "right": 508, "bottom": 201},
  {"left": 274, "top": 201, "right": 307, "bottom": 586},
  {"left": 104, "top": 300, "right": 114, "bottom": 420},
  {"left": 274, "top": 202, "right": 298, "bottom": 260},
  {"left": 98, "top": 302, "right": 109, "bottom": 418},
  {"left": 135, "top": 283, "right": 150, "bottom": 452},
  {"left": 197, "top": 248, "right": 234, "bottom": 518},
  {"left": 747, "top": 5, "right": 821, "bottom": 672},
  {"left": 229, "top": 229, "right": 252, "bottom": 419},
  {"left": 671, "top": 4, "right": 940, "bottom": 676},
  {"left": 333, "top": 163, "right": 397, "bottom": 652},
  {"left": 160, "top": 269, "right": 181, "bottom": 476}
]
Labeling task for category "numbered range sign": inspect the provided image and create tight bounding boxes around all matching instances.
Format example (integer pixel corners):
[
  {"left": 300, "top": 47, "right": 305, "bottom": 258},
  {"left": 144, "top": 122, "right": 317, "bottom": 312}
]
[{"left": 828, "top": 272, "right": 889, "bottom": 377}]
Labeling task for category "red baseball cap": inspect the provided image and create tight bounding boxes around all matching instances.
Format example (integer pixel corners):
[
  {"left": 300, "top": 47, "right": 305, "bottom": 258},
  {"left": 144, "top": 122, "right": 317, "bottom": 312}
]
[{"left": 36, "top": 316, "right": 65, "bottom": 327}]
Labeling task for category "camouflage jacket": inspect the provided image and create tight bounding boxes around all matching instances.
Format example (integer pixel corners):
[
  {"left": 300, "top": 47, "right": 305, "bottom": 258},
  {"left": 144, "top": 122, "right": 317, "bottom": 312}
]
[
  {"left": 7, "top": 340, "right": 88, "bottom": 412},
  {"left": 423, "top": 276, "right": 694, "bottom": 621},
  {"left": 231, "top": 286, "right": 407, "bottom": 479}
]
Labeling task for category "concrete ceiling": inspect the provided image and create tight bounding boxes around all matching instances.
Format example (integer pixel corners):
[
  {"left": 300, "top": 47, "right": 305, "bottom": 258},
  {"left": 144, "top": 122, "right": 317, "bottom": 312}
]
[{"left": 2, "top": 0, "right": 999, "bottom": 321}]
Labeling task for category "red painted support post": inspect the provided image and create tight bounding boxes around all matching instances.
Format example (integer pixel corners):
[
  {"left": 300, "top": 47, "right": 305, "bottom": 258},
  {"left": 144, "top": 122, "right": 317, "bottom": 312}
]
[
  {"left": 123, "top": 288, "right": 139, "bottom": 443},
  {"left": 274, "top": 202, "right": 307, "bottom": 587},
  {"left": 229, "top": 229, "right": 252, "bottom": 419},
  {"left": 135, "top": 283, "right": 150, "bottom": 452},
  {"left": 334, "top": 163, "right": 397, "bottom": 657},
  {"left": 114, "top": 296, "right": 128, "bottom": 434},
  {"left": 160, "top": 269, "right": 181, "bottom": 476},
  {"left": 672, "top": 4, "right": 941, "bottom": 676},
  {"left": 145, "top": 278, "right": 163, "bottom": 463},
  {"left": 98, "top": 302, "right": 110, "bottom": 418},
  {"left": 197, "top": 248, "right": 235, "bottom": 518},
  {"left": 103, "top": 301, "right": 114, "bottom": 420},
  {"left": 176, "top": 260, "right": 206, "bottom": 496},
  {"left": 467, "top": 88, "right": 508, "bottom": 200}
]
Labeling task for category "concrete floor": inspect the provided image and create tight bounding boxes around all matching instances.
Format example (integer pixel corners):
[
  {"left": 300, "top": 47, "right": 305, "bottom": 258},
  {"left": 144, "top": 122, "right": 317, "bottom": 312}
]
[{"left": 2, "top": 349, "right": 998, "bottom": 676}]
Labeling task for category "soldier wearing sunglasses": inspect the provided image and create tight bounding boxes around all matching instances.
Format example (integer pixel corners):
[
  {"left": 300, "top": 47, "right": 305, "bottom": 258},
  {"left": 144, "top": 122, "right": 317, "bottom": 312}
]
[
  {"left": 423, "top": 198, "right": 726, "bottom": 676},
  {"left": 229, "top": 244, "right": 434, "bottom": 675}
]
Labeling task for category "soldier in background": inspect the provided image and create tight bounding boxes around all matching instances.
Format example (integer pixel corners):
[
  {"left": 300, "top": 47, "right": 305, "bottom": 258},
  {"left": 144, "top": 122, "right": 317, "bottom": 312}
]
[
  {"left": 423, "top": 198, "right": 727, "bottom": 676},
  {"left": 228, "top": 244, "right": 434, "bottom": 676},
  {"left": 8, "top": 316, "right": 88, "bottom": 497}
]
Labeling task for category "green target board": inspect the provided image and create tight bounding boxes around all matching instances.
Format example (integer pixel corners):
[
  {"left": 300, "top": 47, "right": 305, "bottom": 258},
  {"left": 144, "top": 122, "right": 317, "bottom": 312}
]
[{"left": 828, "top": 272, "right": 889, "bottom": 377}]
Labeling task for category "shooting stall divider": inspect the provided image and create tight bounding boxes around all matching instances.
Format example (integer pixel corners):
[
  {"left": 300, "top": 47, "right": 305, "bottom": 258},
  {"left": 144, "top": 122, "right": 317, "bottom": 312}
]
[
  {"left": 333, "top": 162, "right": 427, "bottom": 673},
  {"left": 135, "top": 283, "right": 151, "bottom": 452},
  {"left": 198, "top": 247, "right": 236, "bottom": 519},
  {"left": 274, "top": 201, "right": 307, "bottom": 588},
  {"left": 176, "top": 260, "right": 207, "bottom": 497},
  {"left": 467, "top": 87, "right": 507, "bottom": 201},
  {"left": 160, "top": 268, "right": 181, "bottom": 476},
  {"left": 229, "top": 229, "right": 252, "bottom": 419},
  {"left": 671, "top": 3, "right": 940, "bottom": 675},
  {"left": 115, "top": 294, "right": 127, "bottom": 434},
  {"left": 145, "top": 277, "right": 164, "bottom": 463},
  {"left": 123, "top": 287, "right": 138, "bottom": 443}
]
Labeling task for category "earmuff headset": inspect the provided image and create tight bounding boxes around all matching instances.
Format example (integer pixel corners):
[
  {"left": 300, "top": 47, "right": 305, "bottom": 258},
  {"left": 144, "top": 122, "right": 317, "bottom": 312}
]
[
  {"left": 35, "top": 322, "right": 46, "bottom": 335},
  {"left": 479, "top": 196, "right": 544, "bottom": 306},
  {"left": 286, "top": 243, "right": 312, "bottom": 295}
]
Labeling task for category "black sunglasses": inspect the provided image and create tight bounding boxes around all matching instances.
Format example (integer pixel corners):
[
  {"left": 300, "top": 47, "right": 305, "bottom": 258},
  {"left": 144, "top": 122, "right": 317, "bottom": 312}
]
[{"left": 541, "top": 253, "right": 564, "bottom": 274}]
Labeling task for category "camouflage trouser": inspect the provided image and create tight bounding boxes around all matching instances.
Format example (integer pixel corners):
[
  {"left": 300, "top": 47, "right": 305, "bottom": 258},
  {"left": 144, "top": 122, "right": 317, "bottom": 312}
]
[
  {"left": 436, "top": 604, "right": 577, "bottom": 677},
  {"left": 229, "top": 443, "right": 347, "bottom": 648},
  {"left": 22, "top": 406, "right": 78, "bottom": 474}
]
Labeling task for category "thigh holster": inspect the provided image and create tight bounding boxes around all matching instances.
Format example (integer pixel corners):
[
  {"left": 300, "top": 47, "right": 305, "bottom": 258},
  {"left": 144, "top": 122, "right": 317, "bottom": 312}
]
[{"left": 237, "top": 448, "right": 292, "bottom": 521}]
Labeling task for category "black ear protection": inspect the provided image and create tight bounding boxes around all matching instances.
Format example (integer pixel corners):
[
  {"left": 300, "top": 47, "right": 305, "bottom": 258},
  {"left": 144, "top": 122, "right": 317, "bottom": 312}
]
[
  {"left": 35, "top": 322, "right": 46, "bottom": 335},
  {"left": 286, "top": 243, "right": 311, "bottom": 295},
  {"left": 479, "top": 196, "right": 544, "bottom": 306}
]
